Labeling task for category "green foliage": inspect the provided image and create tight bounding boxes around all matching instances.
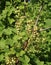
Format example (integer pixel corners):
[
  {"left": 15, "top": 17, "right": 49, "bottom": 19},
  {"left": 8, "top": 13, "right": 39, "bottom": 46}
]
[{"left": 0, "top": 0, "right": 51, "bottom": 65}]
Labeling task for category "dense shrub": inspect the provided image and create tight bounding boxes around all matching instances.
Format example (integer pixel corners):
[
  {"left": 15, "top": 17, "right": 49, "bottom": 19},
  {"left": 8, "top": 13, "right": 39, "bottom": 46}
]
[{"left": 0, "top": 0, "right": 51, "bottom": 65}]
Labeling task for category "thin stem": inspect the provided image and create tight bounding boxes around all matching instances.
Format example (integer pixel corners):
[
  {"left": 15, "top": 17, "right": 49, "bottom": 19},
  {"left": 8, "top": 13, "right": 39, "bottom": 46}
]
[
  {"left": 11, "top": 0, "right": 12, "bottom": 4},
  {"left": 40, "top": 27, "right": 51, "bottom": 31},
  {"left": 35, "top": 5, "right": 42, "bottom": 26}
]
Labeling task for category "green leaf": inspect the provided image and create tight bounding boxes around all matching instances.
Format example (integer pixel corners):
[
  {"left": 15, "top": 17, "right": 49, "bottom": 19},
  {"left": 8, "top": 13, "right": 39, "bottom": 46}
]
[
  {"left": 6, "top": 1, "right": 11, "bottom": 6},
  {"left": 5, "top": 38, "right": 14, "bottom": 46},
  {"left": 24, "top": 55, "right": 30, "bottom": 63},
  {"left": 8, "top": 17, "right": 15, "bottom": 24},
  {"left": 3, "top": 27, "right": 12, "bottom": 35},
  {"left": 45, "top": 19, "right": 51, "bottom": 27},
  {"left": 8, "top": 47, "right": 16, "bottom": 55},
  {"left": 19, "top": 50, "right": 25, "bottom": 56},
  {"left": 7, "top": 7, "right": 15, "bottom": 16},
  {"left": 0, "top": 39, "right": 6, "bottom": 49},
  {"left": 36, "top": 59, "right": 44, "bottom": 65},
  {"left": 0, "top": 54, "right": 4, "bottom": 62},
  {"left": 48, "top": 2, "right": 51, "bottom": 6},
  {"left": 19, "top": 55, "right": 30, "bottom": 64}
]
